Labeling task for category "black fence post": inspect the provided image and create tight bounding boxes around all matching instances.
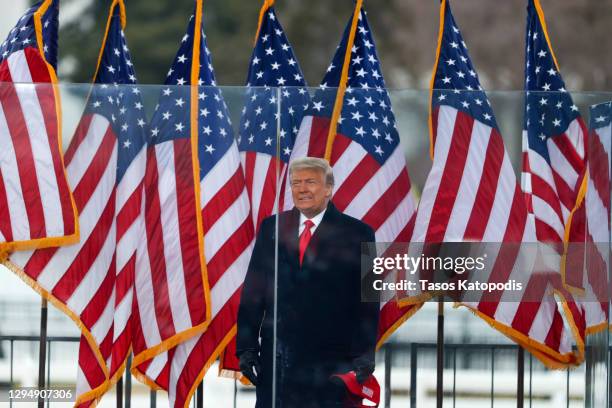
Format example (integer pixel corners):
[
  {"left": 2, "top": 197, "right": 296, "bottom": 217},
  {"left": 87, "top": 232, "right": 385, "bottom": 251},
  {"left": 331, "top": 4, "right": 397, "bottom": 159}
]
[
  {"left": 384, "top": 343, "right": 392, "bottom": 408},
  {"left": 150, "top": 390, "right": 156, "bottom": 408},
  {"left": 453, "top": 345, "right": 457, "bottom": 408},
  {"left": 490, "top": 348, "right": 495, "bottom": 408},
  {"left": 608, "top": 346, "right": 612, "bottom": 408},
  {"left": 529, "top": 354, "right": 533, "bottom": 408},
  {"left": 233, "top": 379, "right": 238, "bottom": 408},
  {"left": 410, "top": 343, "right": 417, "bottom": 408},
  {"left": 196, "top": 381, "right": 203, "bottom": 408},
  {"left": 37, "top": 299, "right": 48, "bottom": 408},
  {"left": 566, "top": 368, "right": 570, "bottom": 408},
  {"left": 517, "top": 347, "right": 524, "bottom": 408},
  {"left": 116, "top": 376, "right": 123, "bottom": 408},
  {"left": 437, "top": 300, "right": 444, "bottom": 408},
  {"left": 125, "top": 355, "right": 132, "bottom": 408},
  {"left": 10, "top": 339, "right": 14, "bottom": 408},
  {"left": 46, "top": 340, "right": 51, "bottom": 408}
]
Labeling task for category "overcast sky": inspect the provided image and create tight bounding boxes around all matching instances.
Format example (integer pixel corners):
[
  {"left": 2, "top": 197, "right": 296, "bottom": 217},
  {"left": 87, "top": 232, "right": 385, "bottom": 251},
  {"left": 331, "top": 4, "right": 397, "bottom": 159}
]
[
  {"left": 1, "top": 1, "right": 89, "bottom": 41},
  {"left": 1, "top": 0, "right": 27, "bottom": 40}
]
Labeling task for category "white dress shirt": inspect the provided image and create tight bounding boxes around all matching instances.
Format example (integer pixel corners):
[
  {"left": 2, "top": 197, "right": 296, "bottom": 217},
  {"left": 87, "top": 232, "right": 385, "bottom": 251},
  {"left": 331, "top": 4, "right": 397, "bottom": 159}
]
[{"left": 298, "top": 208, "right": 326, "bottom": 236}]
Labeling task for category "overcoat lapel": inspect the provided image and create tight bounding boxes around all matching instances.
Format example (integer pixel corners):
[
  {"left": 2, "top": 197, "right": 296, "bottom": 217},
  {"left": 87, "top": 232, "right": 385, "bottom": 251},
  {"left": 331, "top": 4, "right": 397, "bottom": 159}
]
[{"left": 280, "top": 207, "right": 301, "bottom": 270}]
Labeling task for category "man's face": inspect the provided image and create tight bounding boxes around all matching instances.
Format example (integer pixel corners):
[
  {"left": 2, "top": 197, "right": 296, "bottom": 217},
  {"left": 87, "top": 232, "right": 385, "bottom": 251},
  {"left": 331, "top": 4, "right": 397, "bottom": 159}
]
[{"left": 290, "top": 168, "right": 332, "bottom": 218}]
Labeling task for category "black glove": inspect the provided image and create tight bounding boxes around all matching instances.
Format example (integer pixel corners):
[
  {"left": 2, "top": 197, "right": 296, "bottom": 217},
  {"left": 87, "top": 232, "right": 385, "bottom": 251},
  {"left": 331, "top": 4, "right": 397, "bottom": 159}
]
[
  {"left": 352, "top": 356, "right": 375, "bottom": 384},
  {"left": 239, "top": 349, "right": 261, "bottom": 386}
]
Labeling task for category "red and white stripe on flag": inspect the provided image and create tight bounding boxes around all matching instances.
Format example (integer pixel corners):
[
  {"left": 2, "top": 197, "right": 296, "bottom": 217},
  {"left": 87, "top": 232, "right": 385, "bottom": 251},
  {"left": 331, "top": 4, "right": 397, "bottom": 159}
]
[
  {"left": 242, "top": 151, "right": 288, "bottom": 233},
  {"left": 521, "top": 119, "right": 587, "bottom": 243},
  {"left": 130, "top": 136, "right": 211, "bottom": 369},
  {"left": 563, "top": 106, "right": 611, "bottom": 335},
  {"left": 74, "top": 118, "right": 145, "bottom": 407},
  {"left": 582, "top": 113, "right": 611, "bottom": 333},
  {"left": 7, "top": 107, "right": 146, "bottom": 405},
  {"left": 133, "top": 144, "right": 255, "bottom": 408},
  {"left": 0, "top": 1, "right": 78, "bottom": 254},
  {"left": 521, "top": 0, "right": 587, "bottom": 245}
]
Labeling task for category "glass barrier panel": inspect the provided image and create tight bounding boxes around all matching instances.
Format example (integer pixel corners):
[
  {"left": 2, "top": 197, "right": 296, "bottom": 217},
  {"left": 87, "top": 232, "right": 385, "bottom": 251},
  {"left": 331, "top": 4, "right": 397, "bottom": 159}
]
[{"left": 0, "top": 83, "right": 609, "bottom": 407}]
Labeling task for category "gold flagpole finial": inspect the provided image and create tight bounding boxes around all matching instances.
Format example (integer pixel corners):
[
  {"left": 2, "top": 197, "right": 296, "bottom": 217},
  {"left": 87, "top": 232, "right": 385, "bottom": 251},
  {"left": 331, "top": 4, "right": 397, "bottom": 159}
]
[
  {"left": 254, "top": 0, "right": 275, "bottom": 45},
  {"left": 116, "top": 0, "right": 127, "bottom": 30}
]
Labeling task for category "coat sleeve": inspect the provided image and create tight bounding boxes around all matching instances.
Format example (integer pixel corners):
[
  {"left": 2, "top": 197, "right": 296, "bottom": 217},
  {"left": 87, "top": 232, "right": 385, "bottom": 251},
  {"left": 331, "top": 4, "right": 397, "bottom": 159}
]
[
  {"left": 350, "top": 224, "right": 379, "bottom": 360},
  {"left": 236, "top": 219, "right": 271, "bottom": 356}
]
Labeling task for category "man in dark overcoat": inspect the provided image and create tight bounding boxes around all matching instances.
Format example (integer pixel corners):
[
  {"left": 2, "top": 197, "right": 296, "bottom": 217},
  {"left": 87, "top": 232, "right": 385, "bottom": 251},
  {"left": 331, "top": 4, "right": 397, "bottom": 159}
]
[{"left": 237, "top": 157, "right": 379, "bottom": 407}]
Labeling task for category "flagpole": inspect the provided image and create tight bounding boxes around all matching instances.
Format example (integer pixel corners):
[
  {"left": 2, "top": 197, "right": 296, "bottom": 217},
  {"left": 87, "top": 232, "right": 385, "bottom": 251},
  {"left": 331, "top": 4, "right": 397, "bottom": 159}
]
[
  {"left": 517, "top": 347, "right": 524, "bottom": 408},
  {"left": 116, "top": 376, "right": 123, "bottom": 408},
  {"left": 436, "top": 297, "right": 444, "bottom": 408},
  {"left": 149, "top": 390, "right": 156, "bottom": 408},
  {"left": 233, "top": 379, "right": 237, "bottom": 408},
  {"left": 125, "top": 355, "right": 132, "bottom": 408},
  {"left": 196, "top": 381, "right": 203, "bottom": 408},
  {"left": 37, "top": 297, "right": 48, "bottom": 408}
]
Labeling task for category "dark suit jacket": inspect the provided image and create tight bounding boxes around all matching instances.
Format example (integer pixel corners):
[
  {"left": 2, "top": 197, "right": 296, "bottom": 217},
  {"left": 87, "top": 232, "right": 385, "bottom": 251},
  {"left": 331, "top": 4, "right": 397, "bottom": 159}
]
[{"left": 236, "top": 201, "right": 379, "bottom": 373}]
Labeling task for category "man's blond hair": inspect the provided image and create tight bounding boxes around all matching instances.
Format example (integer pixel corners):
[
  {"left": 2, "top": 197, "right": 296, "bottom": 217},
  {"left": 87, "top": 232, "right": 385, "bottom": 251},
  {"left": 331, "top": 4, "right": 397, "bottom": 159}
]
[{"left": 289, "top": 157, "right": 334, "bottom": 186}]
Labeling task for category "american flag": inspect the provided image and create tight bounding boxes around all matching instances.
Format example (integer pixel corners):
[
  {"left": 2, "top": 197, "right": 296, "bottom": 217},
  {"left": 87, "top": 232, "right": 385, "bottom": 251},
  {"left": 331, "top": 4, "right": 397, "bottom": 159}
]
[
  {"left": 131, "top": 3, "right": 255, "bottom": 406},
  {"left": 130, "top": 1, "right": 211, "bottom": 378},
  {"left": 409, "top": 0, "right": 583, "bottom": 368},
  {"left": 0, "top": 0, "right": 77, "bottom": 253},
  {"left": 7, "top": 1, "right": 147, "bottom": 406},
  {"left": 521, "top": 0, "right": 587, "bottom": 244},
  {"left": 219, "top": 1, "right": 310, "bottom": 378},
  {"left": 584, "top": 102, "right": 611, "bottom": 332},
  {"left": 564, "top": 101, "right": 610, "bottom": 334},
  {"left": 286, "top": 3, "right": 421, "bottom": 347},
  {"left": 522, "top": 0, "right": 590, "bottom": 351},
  {"left": 238, "top": 3, "right": 310, "bottom": 232}
]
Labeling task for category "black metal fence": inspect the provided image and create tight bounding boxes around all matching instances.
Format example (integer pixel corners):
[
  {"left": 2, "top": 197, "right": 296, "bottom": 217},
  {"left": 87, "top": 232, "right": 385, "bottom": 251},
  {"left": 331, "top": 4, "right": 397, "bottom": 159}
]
[
  {"left": 0, "top": 335, "right": 608, "bottom": 407},
  {"left": 386, "top": 342, "right": 587, "bottom": 408}
]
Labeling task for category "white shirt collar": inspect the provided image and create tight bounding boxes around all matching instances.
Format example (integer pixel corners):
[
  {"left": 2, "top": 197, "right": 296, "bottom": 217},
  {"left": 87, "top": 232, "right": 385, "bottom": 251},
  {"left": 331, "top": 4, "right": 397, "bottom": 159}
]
[{"left": 299, "top": 207, "right": 326, "bottom": 235}]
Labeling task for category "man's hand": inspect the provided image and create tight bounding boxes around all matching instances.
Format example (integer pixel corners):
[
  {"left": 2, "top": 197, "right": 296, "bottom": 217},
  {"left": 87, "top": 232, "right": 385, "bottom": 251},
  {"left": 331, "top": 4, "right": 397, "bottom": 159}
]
[
  {"left": 352, "top": 356, "right": 375, "bottom": 384},
  {"left": 239, "top": 350, "right": 261, "bottom": 386}
]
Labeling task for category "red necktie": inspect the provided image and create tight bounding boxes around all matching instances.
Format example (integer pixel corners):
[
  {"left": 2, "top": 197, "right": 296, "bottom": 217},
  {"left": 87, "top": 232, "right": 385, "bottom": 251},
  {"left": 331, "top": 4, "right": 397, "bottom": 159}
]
[{"left": 299, "top": 220, "right": 314, "bottom": 266}]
